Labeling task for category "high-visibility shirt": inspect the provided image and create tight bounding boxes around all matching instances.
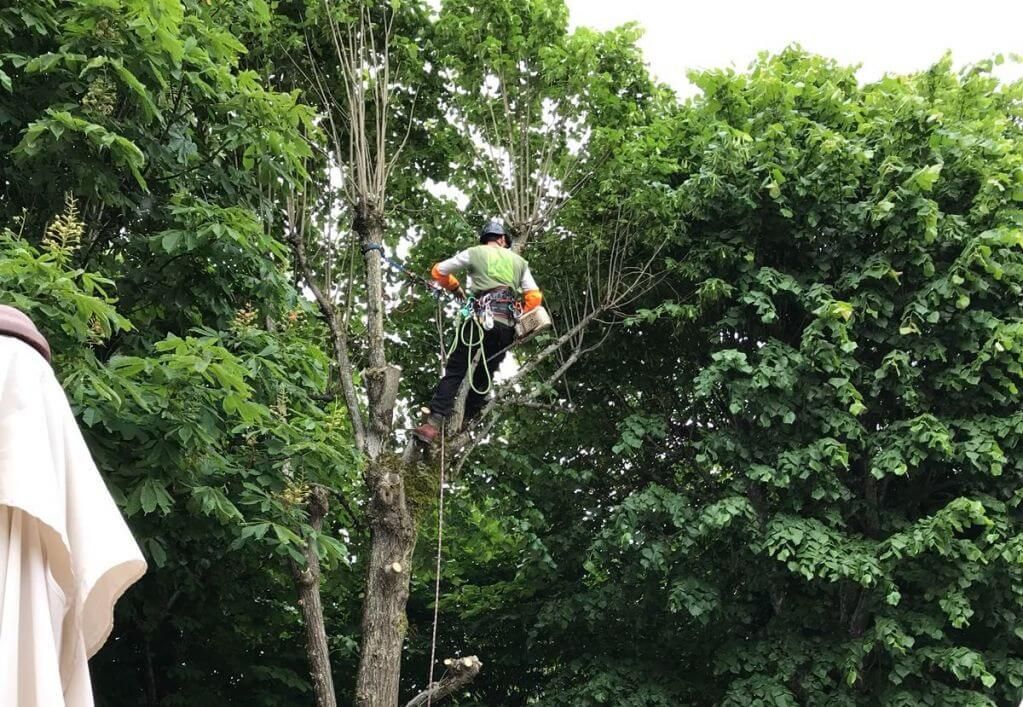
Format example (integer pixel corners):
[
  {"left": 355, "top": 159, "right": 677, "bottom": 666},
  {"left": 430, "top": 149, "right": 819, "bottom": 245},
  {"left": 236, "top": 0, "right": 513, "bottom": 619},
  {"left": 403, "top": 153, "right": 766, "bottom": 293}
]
[{"left": 431, "top": 245, "right": 543, "bottom": 311}]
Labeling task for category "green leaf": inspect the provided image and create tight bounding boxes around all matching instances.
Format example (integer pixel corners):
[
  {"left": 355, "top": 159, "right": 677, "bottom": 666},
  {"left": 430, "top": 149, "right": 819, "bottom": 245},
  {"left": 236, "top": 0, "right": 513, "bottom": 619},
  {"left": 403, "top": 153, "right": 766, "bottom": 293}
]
[
  {"left": 147, "top": 538, "right": 168, "bottom": 568},
  {"left": 909, "top": 163, "right": 943, "bottom": 192},
  {"left": 161, "top": 231, "right": 182, "bottom": 252},
  {"left": 140, "top": 482, "right": 158, "bottom": 514}
]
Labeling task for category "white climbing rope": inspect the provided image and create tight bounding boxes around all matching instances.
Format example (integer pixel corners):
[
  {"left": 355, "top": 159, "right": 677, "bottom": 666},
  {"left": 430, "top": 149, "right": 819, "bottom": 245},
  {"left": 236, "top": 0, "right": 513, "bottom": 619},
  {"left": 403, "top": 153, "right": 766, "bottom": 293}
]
[
  {"left": 425, "top": 420, "right": 445, "bottom": 707},
  {"left": 426, "top": 298, "right": 448, "bottom": 706}
]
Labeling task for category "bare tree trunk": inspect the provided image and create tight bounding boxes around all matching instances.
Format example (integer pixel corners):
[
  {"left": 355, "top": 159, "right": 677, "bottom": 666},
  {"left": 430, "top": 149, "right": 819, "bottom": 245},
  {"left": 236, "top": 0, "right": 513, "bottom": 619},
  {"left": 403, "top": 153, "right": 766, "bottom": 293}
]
[
  {"left": 355, "top": 463, "right": 417, "bottom": 706},
  {"left": 356, "top": 205, "right": 399, "bottom": 460},
  {"left": 352, "top": 202, "right": 416, "bottom": 706},
  {"left": 292, "top": 486, "right": 337, "bottom": 707}
]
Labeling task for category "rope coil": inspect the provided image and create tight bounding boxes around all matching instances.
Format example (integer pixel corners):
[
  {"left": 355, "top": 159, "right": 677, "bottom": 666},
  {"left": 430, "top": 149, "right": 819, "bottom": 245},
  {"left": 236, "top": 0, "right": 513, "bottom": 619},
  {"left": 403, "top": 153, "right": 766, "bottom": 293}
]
[
  {"left": 447, "top": 313, "right": 493, "bottom": 396},
  {"left": 447, "top": 290, "right": 519, "bottom": 396}
]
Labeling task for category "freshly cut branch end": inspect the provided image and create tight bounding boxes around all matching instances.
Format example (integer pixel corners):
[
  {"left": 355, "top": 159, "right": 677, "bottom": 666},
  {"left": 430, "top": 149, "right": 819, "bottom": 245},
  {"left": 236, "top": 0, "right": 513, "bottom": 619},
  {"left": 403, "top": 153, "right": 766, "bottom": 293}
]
[
  {"left": 404, "top": 655, "right": 483, "bottom": 707},
  {"left": 387, "top": 561, "right": 404, "bottom": 574},
  {"left": 443, "top": 657, "right": 480, "bottom": 669}
]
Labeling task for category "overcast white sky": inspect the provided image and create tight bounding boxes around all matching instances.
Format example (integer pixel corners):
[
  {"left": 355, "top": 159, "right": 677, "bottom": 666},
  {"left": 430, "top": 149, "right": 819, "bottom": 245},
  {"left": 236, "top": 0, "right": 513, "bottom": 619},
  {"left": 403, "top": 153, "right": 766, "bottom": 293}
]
[{"left": 564, "top": 0, "right": 1023, "bottom": 96}]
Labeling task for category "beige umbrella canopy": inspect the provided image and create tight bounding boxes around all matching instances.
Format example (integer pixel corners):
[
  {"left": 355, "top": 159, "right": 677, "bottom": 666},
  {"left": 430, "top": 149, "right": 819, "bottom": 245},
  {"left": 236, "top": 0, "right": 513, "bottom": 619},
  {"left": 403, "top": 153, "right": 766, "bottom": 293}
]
[{"left": 0, "top": 307, "right": 146, "bottom": 706}]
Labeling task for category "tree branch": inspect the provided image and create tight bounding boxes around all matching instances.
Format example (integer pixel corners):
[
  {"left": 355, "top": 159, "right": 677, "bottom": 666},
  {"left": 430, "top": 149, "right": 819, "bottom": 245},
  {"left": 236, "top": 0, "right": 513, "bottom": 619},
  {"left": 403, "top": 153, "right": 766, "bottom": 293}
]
[
  {"left": 285, "top": 198, "right": 367, "bottom": 451},
  {"left": 404, "top": 656, "right": 483, "bottom": 707}
]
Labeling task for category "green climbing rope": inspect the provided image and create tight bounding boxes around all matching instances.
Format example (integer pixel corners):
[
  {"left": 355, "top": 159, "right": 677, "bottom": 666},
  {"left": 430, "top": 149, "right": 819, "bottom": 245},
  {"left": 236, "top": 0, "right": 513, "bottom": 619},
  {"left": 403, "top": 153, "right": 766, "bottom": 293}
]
[{"left": 446, "top": 302, "right": 494, "bottom": 396}]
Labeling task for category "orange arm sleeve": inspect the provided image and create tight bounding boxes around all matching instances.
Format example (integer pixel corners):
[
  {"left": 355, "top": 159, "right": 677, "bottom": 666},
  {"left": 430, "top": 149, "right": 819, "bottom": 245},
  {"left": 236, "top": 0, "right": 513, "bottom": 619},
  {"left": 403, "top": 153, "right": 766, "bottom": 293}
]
[
  {"left": 523, "top": 289, "right": 543, "bottom": 312},
  {"left": 431, "top": 263, "right": 460, "bottom": 292}
]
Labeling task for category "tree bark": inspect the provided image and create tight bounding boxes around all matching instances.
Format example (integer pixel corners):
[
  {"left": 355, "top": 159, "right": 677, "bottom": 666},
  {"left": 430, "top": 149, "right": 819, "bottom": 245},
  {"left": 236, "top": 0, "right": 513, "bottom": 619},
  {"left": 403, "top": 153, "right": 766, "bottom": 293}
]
[
  {"left": 354, "top": 464, "right": 418, "bottom": 706},
  {"left": 356, "top": 204, "right": 397, "bottom": 460},
  {"left": 143, "top": 637, "right": 158, "bottom": 707},
  {"left": 292, "top": 486, "right": 337, "bottom": 707},
  {"left": 353, "top": 201, "right": 418, "bottom": 706}
]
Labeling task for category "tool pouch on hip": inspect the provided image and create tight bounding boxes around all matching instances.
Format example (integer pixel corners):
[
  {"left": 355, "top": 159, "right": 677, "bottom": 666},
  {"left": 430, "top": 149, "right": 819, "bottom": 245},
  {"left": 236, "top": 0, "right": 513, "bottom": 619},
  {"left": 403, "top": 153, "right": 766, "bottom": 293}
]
[{"left": 514, "top": 306, "right": 552, "bottom": 343}]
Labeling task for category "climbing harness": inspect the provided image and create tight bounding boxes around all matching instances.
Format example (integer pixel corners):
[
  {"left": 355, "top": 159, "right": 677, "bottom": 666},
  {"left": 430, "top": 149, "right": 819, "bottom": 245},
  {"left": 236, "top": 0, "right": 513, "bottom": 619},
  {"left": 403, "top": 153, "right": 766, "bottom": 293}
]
[
  {"left": 445, "top": 289, "right": 518, "bottom": 396},
  {"left": 477, "top": 288, "right": 519, "bottom": 328}
]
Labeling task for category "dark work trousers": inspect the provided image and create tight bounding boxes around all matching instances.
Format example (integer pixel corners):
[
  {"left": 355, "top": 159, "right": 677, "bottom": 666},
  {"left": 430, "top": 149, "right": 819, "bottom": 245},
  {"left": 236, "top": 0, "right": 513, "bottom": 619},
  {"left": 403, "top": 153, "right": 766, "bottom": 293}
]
[{"left": 428, "top": 320, "right": 516, "bottom": 420}]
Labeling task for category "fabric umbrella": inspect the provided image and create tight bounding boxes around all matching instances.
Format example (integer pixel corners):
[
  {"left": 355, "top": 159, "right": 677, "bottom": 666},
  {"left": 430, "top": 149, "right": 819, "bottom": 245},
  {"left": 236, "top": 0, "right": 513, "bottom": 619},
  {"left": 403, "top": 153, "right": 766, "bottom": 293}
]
[{"left": 0, "top": 306, "right": 147, "bottom": 706}]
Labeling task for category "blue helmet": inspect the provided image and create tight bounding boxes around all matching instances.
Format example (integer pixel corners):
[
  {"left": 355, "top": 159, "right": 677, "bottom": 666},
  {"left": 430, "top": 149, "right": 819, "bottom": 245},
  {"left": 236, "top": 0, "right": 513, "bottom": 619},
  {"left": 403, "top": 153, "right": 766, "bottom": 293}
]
[{"left": 479, "top": 219, "right": 511, "bottom": 247}]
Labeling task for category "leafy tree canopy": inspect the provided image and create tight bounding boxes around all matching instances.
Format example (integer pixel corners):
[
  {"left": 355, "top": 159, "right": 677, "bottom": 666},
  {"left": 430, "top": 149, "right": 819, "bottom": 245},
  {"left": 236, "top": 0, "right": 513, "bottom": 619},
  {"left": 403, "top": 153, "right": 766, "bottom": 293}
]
[{"left": 2, "top": 1, "right": 1023, "bottom": 705}]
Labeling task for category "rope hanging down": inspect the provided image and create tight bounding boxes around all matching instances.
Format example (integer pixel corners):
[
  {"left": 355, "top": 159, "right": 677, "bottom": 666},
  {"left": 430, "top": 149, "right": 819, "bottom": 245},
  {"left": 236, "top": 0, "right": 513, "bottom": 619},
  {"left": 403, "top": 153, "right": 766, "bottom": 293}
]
[
  {"left": 426, "top": 419, "right": 446, "bottom": 707},
  {"left": 426, "top": 299, "right": 448, "bottom": 707},
  {"left": 447, "top": 302, "right": 493, "bottom": 396},
  {"left": 424, "top": 298, "right": 495, "bottom": 704},
  {"left": 411, "top": 267, "right": 536, "bottom": 704},
  {"left": 369, "top": 246, "right": 511, "bottom": 701}
]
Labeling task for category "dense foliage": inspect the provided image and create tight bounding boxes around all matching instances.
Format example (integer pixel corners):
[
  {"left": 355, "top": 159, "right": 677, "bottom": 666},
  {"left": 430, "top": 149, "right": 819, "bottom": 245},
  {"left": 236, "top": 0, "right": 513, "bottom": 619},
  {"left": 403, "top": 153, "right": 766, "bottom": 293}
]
[
  {"left": 434, "top": 53, "right": 1023, "bottom": 706},
  {"left": 1, "top": 1, "right": 359, "bottom": 704},
  {"left": 2, "top": 1, "right": 1022, "bottom": 705}
]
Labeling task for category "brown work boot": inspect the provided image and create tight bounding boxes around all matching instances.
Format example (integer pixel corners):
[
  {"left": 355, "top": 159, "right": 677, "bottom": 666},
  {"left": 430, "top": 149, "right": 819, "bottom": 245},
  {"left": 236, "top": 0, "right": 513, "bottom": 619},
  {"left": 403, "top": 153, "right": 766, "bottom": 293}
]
[{"left": 412, "top": 412, "right": 444, "bottom": 444}]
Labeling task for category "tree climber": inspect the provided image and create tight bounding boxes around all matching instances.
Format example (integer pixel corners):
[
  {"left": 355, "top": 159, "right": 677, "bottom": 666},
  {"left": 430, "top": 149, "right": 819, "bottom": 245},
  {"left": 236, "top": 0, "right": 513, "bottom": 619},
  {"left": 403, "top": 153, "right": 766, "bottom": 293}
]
[{"left": 413, "top": 220, "right": 543, "bottom": 443}]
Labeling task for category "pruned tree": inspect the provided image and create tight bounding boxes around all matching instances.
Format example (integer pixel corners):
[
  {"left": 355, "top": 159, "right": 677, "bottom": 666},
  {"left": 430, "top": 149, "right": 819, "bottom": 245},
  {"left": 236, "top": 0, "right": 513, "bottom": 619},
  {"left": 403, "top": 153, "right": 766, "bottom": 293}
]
[
  {"left": 434, "top": 0, "right": 654, "bottom": 253},
  {"left": 284, "top": 2, "right": 431, "bottom": 703},
  {"left": 434, "top": 1, "right": 591, "bottom": 253},
  {"left": 284, "top": 1, "right": 665, "bottom": 705}
]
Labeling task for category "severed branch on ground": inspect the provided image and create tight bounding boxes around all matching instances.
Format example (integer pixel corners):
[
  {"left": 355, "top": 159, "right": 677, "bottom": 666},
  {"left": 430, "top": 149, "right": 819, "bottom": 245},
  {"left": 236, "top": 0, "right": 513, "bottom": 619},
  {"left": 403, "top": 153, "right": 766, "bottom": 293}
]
[{"left": 403, "top": 656, "right": 483, "bottom": 707}]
